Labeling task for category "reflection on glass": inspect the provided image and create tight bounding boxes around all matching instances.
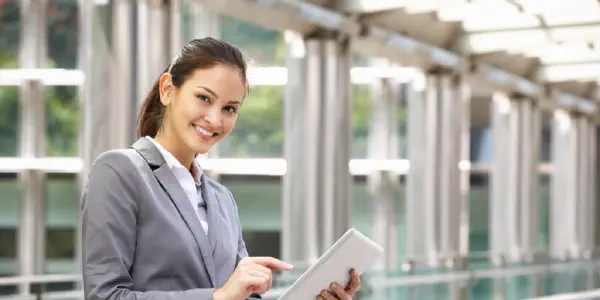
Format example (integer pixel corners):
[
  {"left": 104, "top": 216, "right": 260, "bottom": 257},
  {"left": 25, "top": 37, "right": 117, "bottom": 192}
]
[
  {"left": 538, "top": 174, "right": 550, "bottom": 250},
  {"left": 353, "top": 84, "right": 370, "bottom": 158},
  {"left": 46, "top": 0, "right": 79, "bottom": 69},
  {"left": 0, "top": 87, "right": 19, "bottom": 156},
  {"left": 45, "top": 86, "right": 79, "bottom": 156},
  {"left": 220, "top": 16, "right": 284, "bottom": 66},
  {"left": 469, "top": 173, "right": 489, "bottom": 252},
  {"left": 45, "top": 174, "right": 78, "bottom": 275},
  {"left": 0, "top": 174, "right": 18, "bottom": 279},
  {"left": 0, "top": 0, "right": 20, "bottom": 63},
  {"left": 220, "top": 85, "right": 283, "bottom": 157}
]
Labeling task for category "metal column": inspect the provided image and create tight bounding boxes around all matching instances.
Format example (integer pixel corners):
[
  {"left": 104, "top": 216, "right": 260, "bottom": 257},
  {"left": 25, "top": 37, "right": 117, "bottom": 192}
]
[
  {"left": 17, "top": 0, "right": 47, "bottom": 294},
  {"left": 368, "top": 61, "right": 400, "bottom": 272},
  {"left": 550, "top": 111, "right": 597, "bottom": 260},
  {"left": 367, "top": 60, "right": 401, "bottom": 300},
  {"left": 319, "top": 39, "right": 351, "bottom": 254},
  {"left": 490, "top": 94, "right": 541, "bottom": 261},
  {"left": 490, "top": 93, "right": 541, "bottom": 299},
  {"left": 282, "top": 32, "right": 317, "bottom": 266},
  {"left": 282, "top": 36, "right": 351, "bottom": 265},
  {"left": 406, "top": 72, "right": 468, "bottom": 266},
  {"left": 81, "top": 0, "right": 135, "bottom": 180}
]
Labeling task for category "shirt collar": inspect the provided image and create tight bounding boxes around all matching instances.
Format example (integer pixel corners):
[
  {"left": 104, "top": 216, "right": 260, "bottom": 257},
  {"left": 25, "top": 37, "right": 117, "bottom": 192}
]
[{"left": 145, "top": 136, "right": 203, "bottom": 182}]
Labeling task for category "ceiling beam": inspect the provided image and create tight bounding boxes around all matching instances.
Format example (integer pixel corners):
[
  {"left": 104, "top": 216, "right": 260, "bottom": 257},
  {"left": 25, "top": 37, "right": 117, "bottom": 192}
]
[
  {"left": 456, "top": 23, "right": 600, "bottom": 54},
  {"left": 537, "top": 63, "right": 600, "bottom": 82},
  {"left": 334, "top": 0, "right": 413, "bottom": 14},
  {"left": 197, "top": 0, "right": 599, "bottom": 116}
]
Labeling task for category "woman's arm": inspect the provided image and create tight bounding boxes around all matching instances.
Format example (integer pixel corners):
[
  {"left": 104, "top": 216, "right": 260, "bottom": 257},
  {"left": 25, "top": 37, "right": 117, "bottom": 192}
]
[{"left": 81, "top": 150, "right": 216, "bottom": 300}]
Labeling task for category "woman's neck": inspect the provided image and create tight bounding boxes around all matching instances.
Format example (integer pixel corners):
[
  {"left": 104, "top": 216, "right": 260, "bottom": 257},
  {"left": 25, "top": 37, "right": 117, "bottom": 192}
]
[{"left": 154, "top": 132, "right": 195, "bottom": 169}]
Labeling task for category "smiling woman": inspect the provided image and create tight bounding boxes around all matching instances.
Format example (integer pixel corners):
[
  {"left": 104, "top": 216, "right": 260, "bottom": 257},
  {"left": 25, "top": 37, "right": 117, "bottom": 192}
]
[{"left": 82, "top": 37, "right": 360, "bottom": 300}]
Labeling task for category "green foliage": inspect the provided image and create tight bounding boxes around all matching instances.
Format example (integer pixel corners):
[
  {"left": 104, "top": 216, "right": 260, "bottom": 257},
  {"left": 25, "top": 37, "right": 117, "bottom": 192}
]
[
  {"left": 220, "top": 85, "right": 284, "bottom": 157},
  {"left": 220, "top": 15, "right": 285, "bottom": 66},
  {"left": 0, "top": 2, "right": 392, "bottom": 159}
]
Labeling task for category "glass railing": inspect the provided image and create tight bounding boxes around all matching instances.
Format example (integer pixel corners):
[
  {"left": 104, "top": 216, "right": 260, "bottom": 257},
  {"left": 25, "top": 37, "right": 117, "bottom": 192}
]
[{"left": 1, "top": 258, "right": 599, "bottom": 300}]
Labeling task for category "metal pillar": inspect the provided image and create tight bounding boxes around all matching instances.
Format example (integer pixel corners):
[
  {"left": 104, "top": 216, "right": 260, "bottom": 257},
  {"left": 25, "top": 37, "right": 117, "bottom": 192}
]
[
  {"left": 282, "top": 32, "right": 315, "bottom": 265},
  {"left": 81, "top": 0, "right": 135, "bottom": 180},
  {"left": 490, "top": 93, "right": 541, "bottom": 261},
  {"left": 368, "top": 61, "right": 400, "bottom": 272},
  {"left": 319, "top": 39, "right": 352, "bottom": 254},
  {"left": 490, "top": 93, "right": 541, "bottom": 299},
  {"left": 282, "top": 35, "right": 351, "bottom": 265},
  {"left": 18, "top": 0, "right": 47, "bottom": 294},
  {"left": 367, "top": 60, "right": 401, "bottom": 300},
  {"left": 187, "top": 2, "right": 220, "bottom": 39},
  {"left": 406, "top": 72, "right": 468, "bottom": 266},
  {"left": 550, "top": 110, "right": 597, "bottom": 260}
]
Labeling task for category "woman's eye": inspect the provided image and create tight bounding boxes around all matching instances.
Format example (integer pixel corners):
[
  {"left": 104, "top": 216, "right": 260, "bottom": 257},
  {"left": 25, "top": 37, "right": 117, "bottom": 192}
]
[
  {"left": 198, "top": 95, "right": 210, "bottom": 102},
  {"left": 224, "top": 106, "right": 237, "bottom": 114}
]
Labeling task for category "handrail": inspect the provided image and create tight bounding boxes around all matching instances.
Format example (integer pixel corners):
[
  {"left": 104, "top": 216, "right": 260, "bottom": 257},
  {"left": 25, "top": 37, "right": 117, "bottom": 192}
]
[
  {"left": 525, "top": 289, "right": 600, "bottom": 300},
  {"left": 0, "top": 259, "right": 598, "bottom": 299}
]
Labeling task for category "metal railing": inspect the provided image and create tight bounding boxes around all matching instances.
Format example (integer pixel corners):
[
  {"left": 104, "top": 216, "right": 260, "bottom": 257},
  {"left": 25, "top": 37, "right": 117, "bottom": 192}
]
[{"left": 1, "top": 258, "right": 598, "bottom": 300}]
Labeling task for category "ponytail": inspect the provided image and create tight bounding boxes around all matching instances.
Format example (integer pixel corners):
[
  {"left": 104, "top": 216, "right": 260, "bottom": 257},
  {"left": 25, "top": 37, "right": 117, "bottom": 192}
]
[{"left": 137, "top": 77, "right": 164, "bottom": 138}]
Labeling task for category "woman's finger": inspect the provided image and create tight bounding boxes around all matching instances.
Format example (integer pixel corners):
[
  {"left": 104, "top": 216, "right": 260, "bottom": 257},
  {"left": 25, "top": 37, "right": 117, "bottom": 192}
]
[
  {"left": 318, "top": 290, "right": 338, "bottom": 300},
  {"left": 330, "top": 282, "right": 351, "bottom": 300},
  {"left": 345, "top": 269, "right": 361, "bottom": 294}
]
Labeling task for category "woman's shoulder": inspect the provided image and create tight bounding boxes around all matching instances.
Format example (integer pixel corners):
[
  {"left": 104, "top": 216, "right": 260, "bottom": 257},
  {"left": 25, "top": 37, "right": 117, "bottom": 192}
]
[{"left": 90, "top": 148, "right": 145, "bottom": 177}]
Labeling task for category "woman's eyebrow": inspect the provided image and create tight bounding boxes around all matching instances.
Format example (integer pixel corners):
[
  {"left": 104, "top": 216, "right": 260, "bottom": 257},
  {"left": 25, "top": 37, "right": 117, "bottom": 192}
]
[{"left": 197, "top": 86, "right": 219, "bottom": 99}]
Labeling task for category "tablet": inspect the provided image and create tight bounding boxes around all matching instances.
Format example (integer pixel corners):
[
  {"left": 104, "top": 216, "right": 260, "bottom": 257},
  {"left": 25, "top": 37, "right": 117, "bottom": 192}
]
[{"left": 278, "top": 228, "right": 384, "bottom": 300}]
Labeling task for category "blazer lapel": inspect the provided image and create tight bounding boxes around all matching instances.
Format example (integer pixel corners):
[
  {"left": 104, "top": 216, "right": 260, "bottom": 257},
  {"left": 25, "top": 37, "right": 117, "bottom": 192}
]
[
  {"left": 200, "top": 174, "right": 222, "bottom": 254},
  {"left": 131, "top": 138, "right": 217, "bottom": 287}
]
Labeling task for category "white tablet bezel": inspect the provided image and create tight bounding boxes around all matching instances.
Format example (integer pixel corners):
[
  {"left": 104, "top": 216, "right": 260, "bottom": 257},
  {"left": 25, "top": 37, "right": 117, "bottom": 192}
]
[{"left": 278, "top": 228, "right": 383, "bottom": 300}]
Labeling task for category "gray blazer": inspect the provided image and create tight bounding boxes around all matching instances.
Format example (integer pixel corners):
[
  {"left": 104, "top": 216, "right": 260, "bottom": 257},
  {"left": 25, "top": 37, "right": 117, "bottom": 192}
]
[{"left": 81, "top": 137, "right": 261, "bottom": 300}]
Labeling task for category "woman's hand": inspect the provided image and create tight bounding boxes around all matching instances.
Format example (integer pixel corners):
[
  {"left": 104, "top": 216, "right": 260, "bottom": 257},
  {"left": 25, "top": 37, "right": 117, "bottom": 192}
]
[
  {"left": 214, "top": 257, "right": 293, "bottom": 300},
  {"left": 317, "top": 269, "right": 361, "bottom": 300}
]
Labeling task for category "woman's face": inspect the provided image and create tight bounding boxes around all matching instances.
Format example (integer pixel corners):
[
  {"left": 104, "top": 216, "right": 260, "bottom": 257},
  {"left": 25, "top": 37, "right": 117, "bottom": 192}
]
[{"left": 159, "top": 64, "right": 246, "bottom": 155}]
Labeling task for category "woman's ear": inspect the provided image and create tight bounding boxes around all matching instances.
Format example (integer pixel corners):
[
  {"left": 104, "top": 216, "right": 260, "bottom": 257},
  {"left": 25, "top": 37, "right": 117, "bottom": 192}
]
[{"left": 158, "top": 73, "right": 174, "bottom": 106}]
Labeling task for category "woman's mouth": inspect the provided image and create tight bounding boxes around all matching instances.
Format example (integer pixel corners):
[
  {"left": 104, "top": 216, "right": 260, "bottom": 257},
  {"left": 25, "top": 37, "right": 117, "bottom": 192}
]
[{"left": 193, "top": 125, "right": 217, "bottom": 141}]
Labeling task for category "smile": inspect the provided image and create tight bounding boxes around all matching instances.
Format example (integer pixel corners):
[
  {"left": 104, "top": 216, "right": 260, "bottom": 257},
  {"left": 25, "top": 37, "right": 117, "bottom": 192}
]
[{"left": 193, "top": 125, "right": 216, "bottom": 138}]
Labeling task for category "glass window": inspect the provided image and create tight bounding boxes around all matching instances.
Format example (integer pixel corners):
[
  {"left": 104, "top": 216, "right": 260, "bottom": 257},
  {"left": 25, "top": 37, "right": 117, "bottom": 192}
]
[
  {"left": 538, "top": 174, "right": 550, "bottom": 250},
  {"left": 222, "top": 175, "right": 281, "bottom": 231},
  {"left": 0, "top": 0, "right": 20, "bottom": 64},
  {"left": 222, "top": 175, "right": 403, "bottom": 257},
  {"left": 220, "top": 16, "right": 284, "bottom": 66},
  {"left": 219, "top": 85, "right": 283, "bottom": 158},
  {"left": 46, "top": 86, "right": 79, "bottom": 156},
  {"left": 45, "top": 173, "right": 78, "bottom": 275},
  {"left": 46, "top": 0, "right": 79, "bottom": 69},
  {"left": 0, "top": 87, "right": 19, "bottom": 156},
  {"left": 469, "top": 173, "right": 489, "bottom": 253},
  {"left": 0, "top": 173, "right": 18, "bottom": 278},
  {"left": 352, "top": 84, "right": 370, "bottom": 158},
  {"left": 352, "top": 176, "right": 407, "bottom": 260}
]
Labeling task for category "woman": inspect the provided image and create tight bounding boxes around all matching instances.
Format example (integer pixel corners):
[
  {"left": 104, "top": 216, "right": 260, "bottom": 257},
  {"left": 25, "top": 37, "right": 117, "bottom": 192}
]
[{"left": 81, "top": 37, "right": 361, "bottom": 300}]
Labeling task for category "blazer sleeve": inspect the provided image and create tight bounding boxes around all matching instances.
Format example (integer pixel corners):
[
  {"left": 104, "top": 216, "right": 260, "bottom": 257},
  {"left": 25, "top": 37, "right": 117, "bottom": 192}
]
[
  {"left": 229, "top": 190, "right": 262, "bottom": 300},
  {"left": 81, "top": 151, "right": 215, "bottom": 300}
]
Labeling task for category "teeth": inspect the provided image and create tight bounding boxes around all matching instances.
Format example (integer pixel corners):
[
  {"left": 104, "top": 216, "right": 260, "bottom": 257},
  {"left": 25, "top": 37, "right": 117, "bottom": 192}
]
[{"left": 194, "top": 125, "right": 214, "bottom": 137}]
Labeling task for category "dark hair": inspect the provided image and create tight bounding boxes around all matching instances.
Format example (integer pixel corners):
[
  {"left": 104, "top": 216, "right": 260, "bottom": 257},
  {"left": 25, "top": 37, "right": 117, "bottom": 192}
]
[{"left": 137, "top": 37, "right": 248, "bottom": 138}]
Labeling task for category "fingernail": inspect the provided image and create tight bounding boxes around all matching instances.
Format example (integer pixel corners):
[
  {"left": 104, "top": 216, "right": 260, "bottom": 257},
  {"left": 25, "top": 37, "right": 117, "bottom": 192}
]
[{"left": 330, "top": 283, "right": 334, "bottom": 289}]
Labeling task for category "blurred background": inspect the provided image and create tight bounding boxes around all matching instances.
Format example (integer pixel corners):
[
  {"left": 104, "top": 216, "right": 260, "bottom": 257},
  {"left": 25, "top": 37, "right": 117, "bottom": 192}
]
[{"left": 1, "top": 0, "right": 600, "bottom": 299}]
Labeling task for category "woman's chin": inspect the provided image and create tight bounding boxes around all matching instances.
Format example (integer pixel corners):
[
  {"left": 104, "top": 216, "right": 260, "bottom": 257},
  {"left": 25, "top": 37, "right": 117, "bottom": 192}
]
[{"left": 187, "top": 139, "right": 214, "bottom": 155}]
